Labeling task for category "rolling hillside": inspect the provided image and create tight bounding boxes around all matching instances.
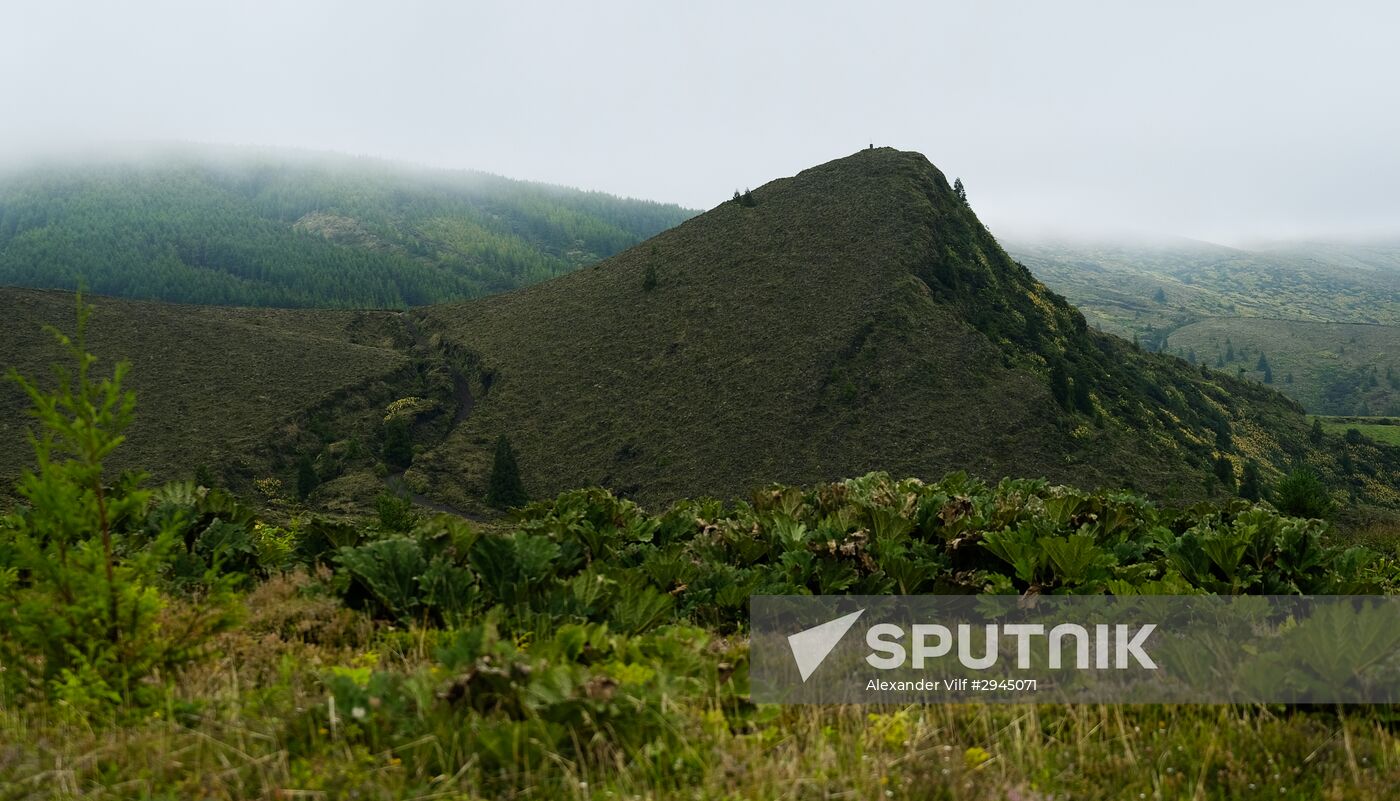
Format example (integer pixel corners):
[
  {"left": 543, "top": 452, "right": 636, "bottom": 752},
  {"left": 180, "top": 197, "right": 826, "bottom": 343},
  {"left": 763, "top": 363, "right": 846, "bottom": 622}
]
[
  {"left": 0, "top": 146, "right": 694, "bottom": 308},
  {"left": 0, "top": 287, "right": 412, "bottom": 502},
  {"left": 4, "top": 150, "right": 1396, "bottom": 515},
  {"left": 1008, "top": 237, "right": 1400, "bottom": 339},
  {"left": 1009, "top": 238, "right": 1400, "bottom": 416},
  {"left": 1166, "top": 318, "right": 1400, "bottom": 416}
]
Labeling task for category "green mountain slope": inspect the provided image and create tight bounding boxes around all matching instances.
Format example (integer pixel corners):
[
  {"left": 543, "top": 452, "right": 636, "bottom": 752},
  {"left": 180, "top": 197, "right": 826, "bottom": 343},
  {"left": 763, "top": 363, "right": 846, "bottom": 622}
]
[
  {"left": 1166, "top": 317, "right": 1400, "bottom": 416},
  {"left": 406, "top": 149, "right": 1396, "bottom": 510},
  {"left": 0, "top": 147, "right": 694, "bottom": 308}
]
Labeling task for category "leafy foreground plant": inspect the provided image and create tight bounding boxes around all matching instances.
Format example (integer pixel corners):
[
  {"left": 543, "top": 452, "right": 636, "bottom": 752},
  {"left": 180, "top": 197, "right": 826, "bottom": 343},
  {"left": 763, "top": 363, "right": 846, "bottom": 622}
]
[
  {"left": 0, "top": 297, "right": 238, "bottom": 710},
  {"left": 329, "top": 475, "right": 1392, "bottom": 640}
]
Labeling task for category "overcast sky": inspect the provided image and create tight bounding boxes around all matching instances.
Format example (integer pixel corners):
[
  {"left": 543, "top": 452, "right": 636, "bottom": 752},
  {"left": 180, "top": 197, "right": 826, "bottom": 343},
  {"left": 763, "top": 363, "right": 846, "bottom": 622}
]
[{"left": 3, "top": 0, "right": 1397, "bottom": 245}]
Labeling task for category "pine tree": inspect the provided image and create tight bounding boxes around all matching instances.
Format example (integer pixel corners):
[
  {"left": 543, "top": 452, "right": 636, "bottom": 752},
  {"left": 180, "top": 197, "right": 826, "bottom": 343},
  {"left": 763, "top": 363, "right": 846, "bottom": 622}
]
[
  {"left": 953, "top": 178, "right": 967, "bottom": 203},
  {"left": 487, "top": 434, "right": 528, "bottom": 509},
  {"left": 1239, "top": 461, "right": 1263, "bottom": 501},
  {"left": 1049, "top": 364, "right": 1071, "bottom": 409},
  {"left": 1153, "top": 287, "right": 1167, "bottom": 304},
  {"left": 1, "top": 295, "right": 236, "bottom": 704},
  {"left": 1213, "top": 455, "right": 1236, "bottom": 491},
  {"left": 1274, "top": 467, "right": 1334, "bottom": 519},
  {"left": 1212, "top": 417, "right": 1233, "bottom": 450},
  {"left": 1309, "top": 417, "right": 1325, "bottom": 444},
  {"left": 296, "top": 454, "right": 319, "bottom": 499},
  {"left": 1071, "top": 372, "right": 1094, "bottom": 415}
]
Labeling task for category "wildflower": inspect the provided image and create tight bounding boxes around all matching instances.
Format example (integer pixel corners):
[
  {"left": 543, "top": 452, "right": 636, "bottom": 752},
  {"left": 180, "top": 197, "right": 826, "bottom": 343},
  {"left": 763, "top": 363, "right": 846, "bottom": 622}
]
[{"left": 964, "top": 746, "right": 992, "bottom": 768}]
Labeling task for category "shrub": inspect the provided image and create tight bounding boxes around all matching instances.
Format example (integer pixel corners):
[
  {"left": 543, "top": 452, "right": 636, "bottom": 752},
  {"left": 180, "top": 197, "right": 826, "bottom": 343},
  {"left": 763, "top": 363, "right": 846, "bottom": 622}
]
[
  {"left": 1239, "top": 461, "right": 1263, "bottom": 501},
  {"left": 382, "top": 417, "right": 414, "bottom": 469},
  {"left": 1274, "top": 467, "right": 1335, "bottom": 520},
  {"left": 0, "top": 296, "right": 238, "bottom": 707},
  {"left": 376, "top": 490, "right": 419, "bottom": 532},
  {"left": 329, "top": 471, "right": 1391, "bottom": 641},
  {"left": 1214, "top": 455, "right": 1236, "bottom": 491}
]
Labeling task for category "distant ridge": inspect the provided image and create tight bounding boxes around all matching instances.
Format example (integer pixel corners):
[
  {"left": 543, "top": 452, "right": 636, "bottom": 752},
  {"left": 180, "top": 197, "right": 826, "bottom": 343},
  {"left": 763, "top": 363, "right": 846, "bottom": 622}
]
[{"left": 0, "top": 145, "right": 694, "bottom": 308}]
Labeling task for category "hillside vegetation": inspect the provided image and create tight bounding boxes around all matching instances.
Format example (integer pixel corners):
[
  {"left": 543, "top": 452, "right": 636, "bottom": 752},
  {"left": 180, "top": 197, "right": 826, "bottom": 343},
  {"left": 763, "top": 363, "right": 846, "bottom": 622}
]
[
  {"left": 1008, "top": 238, "right": 1400, "bottom": 417},
  {"left": 3, "top": 150, "right": 1396, "bottom": 520},
  {"left": 1008, "top": 237, "right": 1400, "bottom": 338},
  {"left": 1167, "top": 318, "right": 1400, "bottom": 416},
  {"left": 0, "top": 287, "right": 411, "bottom": 501},
  {"left": 0, "top": 148, "right": 693, "bottom": 308},
  {"left": 411, "top": 149, "right": 1396, "bottom": 511}
]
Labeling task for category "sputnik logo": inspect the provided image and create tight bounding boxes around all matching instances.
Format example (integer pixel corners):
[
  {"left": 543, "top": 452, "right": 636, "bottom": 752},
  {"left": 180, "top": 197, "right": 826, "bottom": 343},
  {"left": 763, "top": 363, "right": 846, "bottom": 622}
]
[{"left": 787, "top": 608, "right": 864, "bottom": 681}]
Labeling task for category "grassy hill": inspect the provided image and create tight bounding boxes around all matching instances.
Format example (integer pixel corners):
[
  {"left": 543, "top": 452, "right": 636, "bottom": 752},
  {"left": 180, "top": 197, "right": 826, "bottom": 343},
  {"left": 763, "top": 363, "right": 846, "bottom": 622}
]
[
  {"left": 0, "top": 146, "right": 694, "bottom": 308},
  {"left": 5, "top": 150, "right": 1396, "bottom": 516},
  {"left": 1166, "top": 317, "right": 1400, "bottom": 415},
  {"left": 0, "top": 287, "right": 413, "bottom": 502},
  {"left": 405, "top": 149, "right": 1396, "bottom": 511}
]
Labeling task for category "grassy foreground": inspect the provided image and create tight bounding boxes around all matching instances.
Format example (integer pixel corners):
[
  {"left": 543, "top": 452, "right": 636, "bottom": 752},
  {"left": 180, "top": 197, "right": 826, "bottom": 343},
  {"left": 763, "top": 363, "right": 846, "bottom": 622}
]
[
  {"left": 2, "top": 571, "right": 1400, "bottom": 795},
  {"left": 3, "top": 571, "right": 1399, "bottom": 800},
  {"left": 5, "top": 467, "right": 1400, "bottom": 800}
]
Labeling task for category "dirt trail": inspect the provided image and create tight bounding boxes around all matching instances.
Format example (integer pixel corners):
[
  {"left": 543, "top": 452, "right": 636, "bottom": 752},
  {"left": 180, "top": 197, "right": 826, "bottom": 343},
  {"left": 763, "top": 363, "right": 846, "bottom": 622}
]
[{"left": 382, "top": 312, "right": 484, "bottom": 521}]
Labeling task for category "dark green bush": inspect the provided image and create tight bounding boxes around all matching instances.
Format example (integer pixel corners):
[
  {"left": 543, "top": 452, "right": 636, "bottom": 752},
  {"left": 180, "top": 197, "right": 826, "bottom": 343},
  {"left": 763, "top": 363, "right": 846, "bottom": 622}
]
[
  {"left": 376, "top": 490, "right": 419, "bottom": 532},
  {"left": 1274, "top": 467, "right": 1336, "bottom": 520}
]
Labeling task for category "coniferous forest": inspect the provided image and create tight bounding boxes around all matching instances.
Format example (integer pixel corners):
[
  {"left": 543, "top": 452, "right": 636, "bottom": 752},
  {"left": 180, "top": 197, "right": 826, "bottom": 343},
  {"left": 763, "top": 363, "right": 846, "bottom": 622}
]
[{"left": 0, "top": 151, "right": 693, "bottom": 308}]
